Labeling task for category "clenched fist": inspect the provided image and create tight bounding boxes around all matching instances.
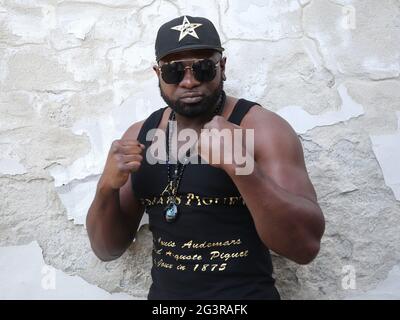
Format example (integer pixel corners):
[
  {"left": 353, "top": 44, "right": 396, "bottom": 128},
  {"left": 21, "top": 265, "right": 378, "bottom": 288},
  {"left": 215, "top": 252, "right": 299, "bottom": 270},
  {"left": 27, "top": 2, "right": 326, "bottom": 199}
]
[
  {"left": 199, "top": 115, "right": 254, "bottom": 176},
  {"left": 100, "top": 139, "right": 145, "bottom": 190},
  {"left": 199, "top": 115, "right": 238, "bottom": 169}
]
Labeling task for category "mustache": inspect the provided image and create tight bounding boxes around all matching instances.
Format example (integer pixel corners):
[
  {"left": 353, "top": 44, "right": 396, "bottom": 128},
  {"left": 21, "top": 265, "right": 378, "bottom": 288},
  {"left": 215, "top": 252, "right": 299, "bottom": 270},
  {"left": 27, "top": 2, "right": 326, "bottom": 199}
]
[{"left": 158, "top": 80, "right": 224, "bottom": 118}]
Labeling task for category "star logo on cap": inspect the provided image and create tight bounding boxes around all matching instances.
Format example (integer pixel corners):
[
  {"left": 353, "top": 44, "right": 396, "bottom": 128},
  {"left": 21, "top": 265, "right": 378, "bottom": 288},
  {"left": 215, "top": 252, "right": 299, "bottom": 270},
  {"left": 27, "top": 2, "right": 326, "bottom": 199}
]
[{"left": 171, "top": 16, "right": 203, "bottom": 42}]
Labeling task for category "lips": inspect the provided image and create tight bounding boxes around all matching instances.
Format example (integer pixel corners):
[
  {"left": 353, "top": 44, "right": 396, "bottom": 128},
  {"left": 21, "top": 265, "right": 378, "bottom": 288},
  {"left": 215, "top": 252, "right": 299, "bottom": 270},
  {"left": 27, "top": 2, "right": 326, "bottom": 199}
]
[{"left": 179, "top": 92, "right": 204, "bottom": 104}]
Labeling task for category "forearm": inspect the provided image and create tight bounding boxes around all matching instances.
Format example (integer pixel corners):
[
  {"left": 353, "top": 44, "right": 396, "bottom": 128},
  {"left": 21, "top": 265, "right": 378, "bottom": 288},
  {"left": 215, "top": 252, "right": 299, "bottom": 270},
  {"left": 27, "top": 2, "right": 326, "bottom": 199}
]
[
  {"left": 226, "top": 164, "right": 324, "bottom": 264},
  {"left": 86, "top": 181, "right": 134, "bottom": 261}
]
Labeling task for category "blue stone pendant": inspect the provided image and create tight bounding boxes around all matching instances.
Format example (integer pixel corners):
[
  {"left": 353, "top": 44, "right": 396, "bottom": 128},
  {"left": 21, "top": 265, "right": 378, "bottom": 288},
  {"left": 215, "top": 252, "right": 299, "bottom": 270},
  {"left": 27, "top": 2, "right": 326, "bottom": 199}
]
[{"left": 164, "top": 203, "right": 178, "bottom": 223}]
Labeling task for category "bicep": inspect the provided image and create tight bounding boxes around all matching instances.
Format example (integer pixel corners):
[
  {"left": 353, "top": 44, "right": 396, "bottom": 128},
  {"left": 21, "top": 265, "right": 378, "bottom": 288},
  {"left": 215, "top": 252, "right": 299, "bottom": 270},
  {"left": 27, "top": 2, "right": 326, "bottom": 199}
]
[
  {"left": 254, "top": 113, "right": 318, "bottom": 204},
  {"left": 262, "top": 160, "right": 318, "bottom": 204}
]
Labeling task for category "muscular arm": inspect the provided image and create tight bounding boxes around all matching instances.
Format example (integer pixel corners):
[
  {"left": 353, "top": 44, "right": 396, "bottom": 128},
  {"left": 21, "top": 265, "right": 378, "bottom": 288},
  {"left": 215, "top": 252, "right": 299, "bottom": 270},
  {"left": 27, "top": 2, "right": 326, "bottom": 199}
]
[
  {"left": 226, "top": 106, "right": 325, "bottom": 264},
  {"left": 86, "top": 121, "right": 145, "bottom": 261}
]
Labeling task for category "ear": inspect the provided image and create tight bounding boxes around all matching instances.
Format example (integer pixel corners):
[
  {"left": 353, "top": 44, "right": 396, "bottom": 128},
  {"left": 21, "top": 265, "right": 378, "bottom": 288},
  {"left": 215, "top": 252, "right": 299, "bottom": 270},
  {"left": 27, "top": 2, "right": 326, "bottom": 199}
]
[
  {"left": 153, "top": 65, "right": 161, "bottom": 78},
  {"left": 220, "top": 57, "right": 227, "bottom": 81}
]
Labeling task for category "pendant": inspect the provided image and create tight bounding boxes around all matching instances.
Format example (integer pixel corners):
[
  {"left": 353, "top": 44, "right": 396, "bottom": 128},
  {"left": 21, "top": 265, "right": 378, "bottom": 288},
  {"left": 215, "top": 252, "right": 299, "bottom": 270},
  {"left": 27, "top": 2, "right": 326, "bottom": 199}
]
[{"left": 164, "top": 202, "right": 178, "bottom": 223}]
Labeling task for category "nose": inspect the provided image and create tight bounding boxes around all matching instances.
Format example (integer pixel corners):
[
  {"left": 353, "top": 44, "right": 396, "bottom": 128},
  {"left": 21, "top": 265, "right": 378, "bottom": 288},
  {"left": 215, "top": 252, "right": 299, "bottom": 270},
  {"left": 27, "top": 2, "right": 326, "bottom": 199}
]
[{"left": 179, "top": 67, "right": 201, "bottom": 89}]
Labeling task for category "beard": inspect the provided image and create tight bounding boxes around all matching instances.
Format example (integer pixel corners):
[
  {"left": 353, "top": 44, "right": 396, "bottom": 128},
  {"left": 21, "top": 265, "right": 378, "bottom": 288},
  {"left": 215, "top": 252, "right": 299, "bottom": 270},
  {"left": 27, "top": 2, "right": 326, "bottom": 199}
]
[{"left": 159, "top": 80, "right": 224, "bottom": 118}]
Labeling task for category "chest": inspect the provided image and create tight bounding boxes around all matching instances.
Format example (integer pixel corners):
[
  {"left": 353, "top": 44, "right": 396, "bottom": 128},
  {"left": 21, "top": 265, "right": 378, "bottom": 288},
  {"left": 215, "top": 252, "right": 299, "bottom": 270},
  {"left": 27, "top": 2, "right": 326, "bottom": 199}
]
[{"left": 132, "top": 159, "right": 241, "bottom": 199}]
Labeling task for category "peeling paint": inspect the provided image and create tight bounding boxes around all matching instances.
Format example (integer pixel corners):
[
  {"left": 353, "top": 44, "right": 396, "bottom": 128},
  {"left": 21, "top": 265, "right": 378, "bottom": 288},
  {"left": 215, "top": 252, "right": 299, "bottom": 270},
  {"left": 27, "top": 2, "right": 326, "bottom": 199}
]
[
  {"left": 303, "top": 0, "right": 400, "bottom": 80},
  {"left": 0, "top": 242, "right": 134, "bottom": 299},
  {"left": 346, "top": 265, "right": 400, "bottom": 300},
  {"left": 277, "top": 84, "right": 364, "bottom": 134},
  {"left": 0, "top": 141, "right": 28, "bottom": 175},
  {"left": 1, "top": 0, "right": 399, "bottom": 300},
  {"left": 362, "top": 57, "right": 400, "bottom": 80},
  {"left": 223, "top": 0, "right": 302, "bottom": 40},
  {"left": 0, "top": 158, "right": 27, "bottom": 175},
  {"left": 55, "top": 176, "right": 99, "bottom": 225},
  {"left": 370, "top": 112, "right": 400, "bottom": 201},
  {"left": 48, "top": 82, "right": 161, "bottom": 224}
]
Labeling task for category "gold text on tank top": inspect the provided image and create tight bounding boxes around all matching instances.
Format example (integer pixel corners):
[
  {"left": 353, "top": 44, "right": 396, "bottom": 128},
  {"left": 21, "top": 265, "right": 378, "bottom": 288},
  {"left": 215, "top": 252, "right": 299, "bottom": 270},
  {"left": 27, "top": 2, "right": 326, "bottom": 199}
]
[
  {"left": 139, "top": 193, "right": 246, "bottom": 207},
  {"left": 152, "top": 236, "right": 250, "bottom": 273}
]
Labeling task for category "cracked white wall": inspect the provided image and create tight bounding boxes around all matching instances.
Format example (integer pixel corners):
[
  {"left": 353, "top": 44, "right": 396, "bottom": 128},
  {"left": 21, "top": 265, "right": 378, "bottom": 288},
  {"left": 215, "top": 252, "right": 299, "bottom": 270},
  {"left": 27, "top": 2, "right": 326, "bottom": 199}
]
[
  {"left": 0, "top": 242, "right": 135, "bottom": 300},
  {"left": 370, "top": 112, "right": 400, "bottom": 201},
  {"left": 0, "top": 0, "right": 399, "bottom": 299}
]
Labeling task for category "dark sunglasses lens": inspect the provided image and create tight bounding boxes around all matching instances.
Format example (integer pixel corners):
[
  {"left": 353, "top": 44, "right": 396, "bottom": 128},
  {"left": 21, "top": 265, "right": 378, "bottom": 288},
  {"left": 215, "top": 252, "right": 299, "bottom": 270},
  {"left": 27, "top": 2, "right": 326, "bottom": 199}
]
[
  {"left": 193, "top": 59, "right": 216, "bottom": 82},
  {"left": 161, "top": 62, "right": 184, "bottom": 84}
]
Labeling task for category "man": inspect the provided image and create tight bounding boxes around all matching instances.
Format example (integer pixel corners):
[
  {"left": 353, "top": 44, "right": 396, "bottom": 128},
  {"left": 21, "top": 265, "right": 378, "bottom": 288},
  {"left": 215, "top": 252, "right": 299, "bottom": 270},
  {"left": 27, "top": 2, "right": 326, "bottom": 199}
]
[{"left": 86, "top": 15, "right": 325, "bottom": 300}]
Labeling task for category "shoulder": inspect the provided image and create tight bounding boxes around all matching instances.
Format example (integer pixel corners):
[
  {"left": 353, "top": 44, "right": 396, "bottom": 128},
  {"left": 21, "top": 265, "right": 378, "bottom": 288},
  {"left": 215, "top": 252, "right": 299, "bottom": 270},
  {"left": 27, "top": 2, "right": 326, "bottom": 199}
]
[
  {"left": 121, "top": 120, "right": 145, "bottom": 140},
  {"left": 241, "top": 104, "right": 294, "bottom": 134},
  {"left": 241, "top": 104, "right": 303, "bottom": 162}
]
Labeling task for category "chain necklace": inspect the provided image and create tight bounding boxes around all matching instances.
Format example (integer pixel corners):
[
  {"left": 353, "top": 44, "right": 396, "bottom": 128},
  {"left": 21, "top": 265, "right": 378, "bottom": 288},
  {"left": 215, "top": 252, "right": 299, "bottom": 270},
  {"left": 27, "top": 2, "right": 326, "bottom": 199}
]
[{"left": 163, "top": 91, "right": 226, "bottom": 223}]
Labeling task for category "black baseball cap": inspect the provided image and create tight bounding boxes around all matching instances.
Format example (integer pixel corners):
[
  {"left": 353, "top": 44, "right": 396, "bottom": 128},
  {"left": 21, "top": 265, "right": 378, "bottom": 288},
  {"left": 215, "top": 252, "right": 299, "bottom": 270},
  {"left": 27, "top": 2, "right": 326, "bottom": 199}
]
[{"left": 155, "top": 15, "right": 224, "bottom": 62}]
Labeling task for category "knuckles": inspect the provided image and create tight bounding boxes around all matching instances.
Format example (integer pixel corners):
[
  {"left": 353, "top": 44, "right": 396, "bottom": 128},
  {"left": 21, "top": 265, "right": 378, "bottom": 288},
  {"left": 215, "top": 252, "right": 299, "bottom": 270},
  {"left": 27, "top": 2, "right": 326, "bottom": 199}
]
[
  {"left": 116, "top": 162, "right": 125, "bottom": 171},
  {"left": 111, "top": 140, "right": 120, "bottom": 152},
  {"left": 110, "top": 139, "right": 143, "bottom": 155},
  {"left": 113, "top": 153, "right": 122, "bottom": 162}
]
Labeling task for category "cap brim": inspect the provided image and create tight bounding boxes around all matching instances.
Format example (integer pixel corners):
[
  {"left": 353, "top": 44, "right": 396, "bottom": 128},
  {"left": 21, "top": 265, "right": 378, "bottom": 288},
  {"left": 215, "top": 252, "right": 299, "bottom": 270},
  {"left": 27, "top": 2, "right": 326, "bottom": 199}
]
[{"left": 157, "top": 44, "right": 225, "bottom": 61}]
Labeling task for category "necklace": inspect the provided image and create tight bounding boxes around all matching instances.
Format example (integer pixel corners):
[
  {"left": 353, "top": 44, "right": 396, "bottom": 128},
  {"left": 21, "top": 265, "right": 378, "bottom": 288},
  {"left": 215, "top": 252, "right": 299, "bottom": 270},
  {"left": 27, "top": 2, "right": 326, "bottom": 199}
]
[{"left": 163, "top": 91, "right": 226, "bottom": 223}]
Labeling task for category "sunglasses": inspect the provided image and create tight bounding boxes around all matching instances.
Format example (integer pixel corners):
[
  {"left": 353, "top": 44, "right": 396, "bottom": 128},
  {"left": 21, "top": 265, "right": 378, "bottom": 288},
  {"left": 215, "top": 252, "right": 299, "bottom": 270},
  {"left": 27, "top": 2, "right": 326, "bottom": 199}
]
[{"left": 157, "top": 57, "right": 222, "bottom": 85}]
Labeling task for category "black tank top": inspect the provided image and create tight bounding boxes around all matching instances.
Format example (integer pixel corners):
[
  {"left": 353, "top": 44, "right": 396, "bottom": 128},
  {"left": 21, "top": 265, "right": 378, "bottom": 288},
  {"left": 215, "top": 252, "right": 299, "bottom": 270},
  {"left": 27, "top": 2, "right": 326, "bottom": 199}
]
[{"left": 131, "top": 99, "right": 280, "bottom": 300}]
